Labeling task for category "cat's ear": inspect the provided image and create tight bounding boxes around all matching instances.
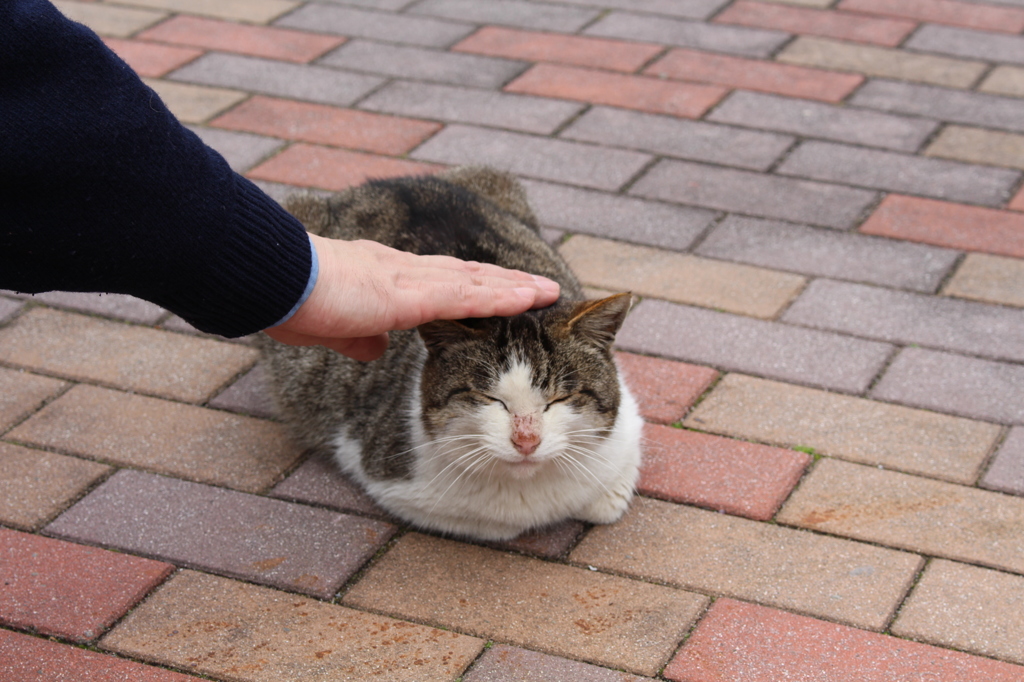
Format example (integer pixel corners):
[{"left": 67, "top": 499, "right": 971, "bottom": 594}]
[
  {"left": 417, "top": 319, "right": 486, "bottom": 354},
  {"left": 564, "top": 293, "right": 634, "bottom": 349}
]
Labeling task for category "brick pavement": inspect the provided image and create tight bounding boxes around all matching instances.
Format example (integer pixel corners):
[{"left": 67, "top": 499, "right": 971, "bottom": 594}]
[{"left": 2, "top": 0, "right": 1024, "bottom": 679}]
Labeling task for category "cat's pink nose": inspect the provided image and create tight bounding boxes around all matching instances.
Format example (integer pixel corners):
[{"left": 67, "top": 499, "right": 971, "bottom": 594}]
[{"left": 513, "top": 432, "right": 540, "bottom": 456}]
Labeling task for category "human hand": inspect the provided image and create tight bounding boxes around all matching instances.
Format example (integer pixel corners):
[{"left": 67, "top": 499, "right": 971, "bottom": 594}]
[{"left": 264, "top": 234, "right": 561, "bottom": 361}]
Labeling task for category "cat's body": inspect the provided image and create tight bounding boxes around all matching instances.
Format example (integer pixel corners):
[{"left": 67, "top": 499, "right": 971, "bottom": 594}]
[{"left": 260, "top": 167, "right": 642, "bottom": 541}]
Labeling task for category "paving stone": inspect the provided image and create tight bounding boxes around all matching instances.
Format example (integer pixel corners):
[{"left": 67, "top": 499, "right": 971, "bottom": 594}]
[
  {"left": 640, "top": 423, "right": 810, "bottom": 520},
  {"left": 614, "top": 351, "right": 719, "bottom": 424},
  {"left": 630, "top": 159, "right": 878, "bottom": 229},
  {"left": 0, "top": 296, "right": 23, "bottom": 324},
  {"left": 851, "top": 79, "right": 1024, "bottom": 133},
  {"left": 559, "top": 234, "right": 806, "bottom": 318},
  {"left": 342, "top": 534, "right": 708, "bottom": 677},
  {"left": 871, "top": 347, "right": 1024, "bottom": 425},
  {"left": 168, "top": 53, "right": 383, "bottom": 107},
  {"left": 248, "top": 144, "right": 444, "bottom": 191},
  {"left": 211, "top": 95, "right": 440, "bottom": 154},
  {"left": 360, "top": 81, "right": 583, "bottom": 135},
  {"left": 714, "top": 0, "right": 917, "bottom": 46},
  {"left": 585, "top": 11, "right": 790, "bottom": 58},
  {"left": 276, "top": 3, "right": 474, "bottom": 48},
  {"left": 409, "top": 0, "right": 599, "bottom": 32},
  {"left": 50, "top": 1, "right": 166, "bottom": 38},
  {"left": 137, "top": 15, "right": 344, "bottom": 63},
  {"left": 840, "top": 0, "right": 1024, "bottom": 33},
  {"left": 270, "top": 455, "right": 385, "bottom": 516},
  {"left": 0, "top": 629, "right": 198, "bottom": 682},
  {"left": 644, "top": 47, "right": 864, "bottom": 103},
  {"left": 0, "top": 308, "right": 258, "bottom": 403},
  {"left": 572, "top": 496, "right": 921, "bottom": 630},
  {"left": 777, "top": 36, "right": 988, "bottom": 88},
  {"left": 142, "top": 77, "right": 247, "bottom": 123},
  {"left": 520, "top": 178, "right": 718, "bottom": 250},
  {"left": 907, "top": 24, "right": 1024, "bottom": 66},
  {"left": 665, "top": 597, "right": 1024, "bottom": 682},
  {"left": 0, "top": 366, "right": 67, "bottom": 433},
  {"left": 320, "top": 39, "right": 526, "bottom": 89},
  {"left": 318, "top": 0, "right": 416, "bottom": 8},
  {"left": 463, "top": 645, "right": 647, "bottom": 682},
  {"left": 0, "top": 529, "right": 173, "bottom": 642},
  {"left": 696, "top": 215, "right": 960, "bottom": 292},
  {"left": 926, "top": 125, "right": 1024, "bottom": 170},
  {"left": 550, "top": 0, "right": 730, "bottom": 19},
  {"left": 617, "top": 299, "right": 892, "bottom": 393},
  {"left": 19, "top": 291, "right": 167, "bottom": 324},
  {"left": 9, "top": 385, "right": 301, "bottom": 493},
  {"left": 562, "top": 106, "right": 792, "bottom": 170},
  {"left": 763, "top": 0, "right": 835, "bottom": 6},
  {"left": 684, "top": 374, "right": 1002, "bottom": 483},
  {"left": 102, "top": 37, "right": 201, "bottom": 77},
  {"left": 860, "top": 194, "right": 1024, "bottom": 258},
  {"left": 104, "top": 0, "right": 298, "bottom": 24},
  {"left": 505, "top": 63, "right": 727, "bottom": 119},
  {"left": 776, "top": 140, "right": 1020, "bottom": 206},
  {"left": 411, "top": 125, "right": 651, "bottom": 191},
  {"left": 155, "top": 314, "right": 261, "bottom": 344},
  {"left": 783, "top": 278, "right": 1024, "bottom": 362},
  {"left": 207, "top": 362, "right": 278, "bottom": 419},
  {"left": 1012, "top": 188, "right": 1024, "bottom": 212},
  {"left": 100, "top": 570, "right": 484, "bottom": 681},
  {"left": 707, "top": 91, "right": 938, "bottom": 152},
  {"left": 48, "top": 470, "right": 395, "bottom": 598},
  {"left": 485, "top": 520, "right": 586, "bottom": 560},
  {"left": 980, "top": 65, "right": 1024, "bottom": 97},
  {"left": 982, "top": 427, "right": 1024, "bottom": 495},
  {"left": 451, "top": 26, "right": 662, "bottom": 73},
  {"left": 185, "top": 124, "right": 283, "bottom": 172},
  {"left": 781, "top": 459, "right": 1024, "bottom": 574}
]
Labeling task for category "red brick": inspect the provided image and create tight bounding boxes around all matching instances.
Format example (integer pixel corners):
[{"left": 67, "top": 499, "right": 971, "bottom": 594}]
[
  {"left": 452, "top": 25, "right": 662, "bottom": 73},
  {"left": 1009, "top": 186, "right": 1024, "bottom": 212},
  {"left": 639, "top": 424, "right": 810, "bottom": 520},
  {"left": 0, "top": 629, "right": 197, "bottom": 682},
  {"left": 665, "top": 599, "right": 1024, "bottom": 681},
  {"left": 644, "top": 48, "right": 863, "bottom": 103},
  {"left": 137, "top": 15, "right": 345, "bottom": 63},
  {"left": 615, "top": 351, "right": 718, "bottom": 424},
  {"left": 840, "top": 0, "right": 1024, "bottom": 34},
  {"left": 505, "top": 63, "right": 726, "bottom": 119},
  {"left": 247, "top": 143, "right": 444, "bottom": 190},
  {"left": 211, "top": 96, "right": 440, "bottom": 154},
  {"left": 0, "top": 529, "right": 173, "bottom": 642},
  {"left": 860, "top": 194, "right": 1024, "bottom": 258},
  {"left": 102, "top": 37, "right": 201, "bottom": 77},
  {"left": 714, "top": 1, "right": 916, "bottom": 46}
]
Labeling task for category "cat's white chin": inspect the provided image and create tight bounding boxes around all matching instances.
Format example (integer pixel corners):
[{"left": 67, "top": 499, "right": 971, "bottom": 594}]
[{"left": 503, "top": 457, "right": 544, "bottom": 479}]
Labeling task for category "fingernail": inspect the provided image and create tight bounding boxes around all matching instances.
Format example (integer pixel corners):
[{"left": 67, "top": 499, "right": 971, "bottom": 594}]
[{"left": 533, "top": 275, "right": 560, "bottom": 291}]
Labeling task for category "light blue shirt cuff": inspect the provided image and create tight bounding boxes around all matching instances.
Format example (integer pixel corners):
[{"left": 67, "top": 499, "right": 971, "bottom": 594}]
[{"left": 270, "top": 234, "right": 319, "bottom": 328}]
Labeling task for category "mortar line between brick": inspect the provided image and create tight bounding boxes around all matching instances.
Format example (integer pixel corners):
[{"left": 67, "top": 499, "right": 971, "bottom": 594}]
[
  {"left": 974, "top": 425, "right": 1013, "bottom": 488},
  {"left": 657, "top": 593, "right": 716, "bottom": 676},
  {"left": 860, "top": 342, "right": 904, "bottom": 397},
  {"left": 882, "top": 555, "right": 931, "bottom": 634},
  {"left": 0, "top": 372, "right": 76, "bottom": 439}
]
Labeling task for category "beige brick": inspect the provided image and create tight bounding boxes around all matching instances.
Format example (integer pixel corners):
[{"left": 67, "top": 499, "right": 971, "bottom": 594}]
[
  {"left": 0, "top": 442, "right": 111, "bottom": 531},
  {"left": 101, "top": 570, "right": 483, "bottom": 681},
  {"left": 343, "top": 534, "right": 708, "bottom": 677},
  {"left": 8, "top": 385, "right": 300, "bottom": 493},
  {"left": 777, "top": 36, "right": 987, "bottom": 89},
  {"left": 760, "top": 0, "right": 833, "bottom": 6},
  {"left": 0, "top": 367, "right": 67, "bottom": 433},
  {"left": 560, "top": 235, "right": 805, "bottom": 319},
  {"left": 979, "top": 65, "right": 1024, "bottom": 98},
  {"left": 778, "top": 458, "right": 1024, "bottom": 574},
  {"left": 892, "top": 559, "right": 1024, "bottom": 665},
  {"left": 684, "top": 374, "right": 1000, "bottom": 483},
  {"left": 0, "top": 308, "right": 258, "bottom": 403},
  {"left": 143, "top": 78, "right": 248, "bottom": 124},
  {"left": 925, "top": 125, "right": 1024, "bottom": 171},
  {"left": 52, "top": 0, "right": 166, "bottom": 37},
  {"left": 104, "top": 0, "right": 297, "bottom": 24},
  {"left": 943, "top": 253, "right": 1024, "bottom": 308},
  {"left": 570, "top": 496, "right": 921, "bottom": 631}
]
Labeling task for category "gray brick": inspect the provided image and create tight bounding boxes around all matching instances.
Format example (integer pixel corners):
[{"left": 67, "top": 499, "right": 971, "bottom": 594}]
[
  {"left": 906, "top": 25, "right": 1024, "bottom": 66},
  {"left": 630, "top": 160, "right": 878, "bottom": 229},
  {"left": 410, "top": 125, "right": 652, "bottom": 191},
  {"left": 616, "top": 299, "right": 893, "bottom": 393},
  {"left": 0, "top": 297, "right": 23, "bottom": 324},
  {"left": 585, "top": 11, "right": 790, "bottom": 58},
  {"left": 169, "top": 53, "right": 383, "bottom": 106},
  {"left": 360, "top": 81, "right": 582, "bottom": 134},
  {"left": 783, "top": 279, "right": 1024, "bottom": 362},
  {"left": 696, "top": 216, "right": 960, "bottom": 292},
  {"left": 776, "top": 141, "right": 1020, "bottom": 206},
  {"left": 16, "top": 292, "right": 166, "bottom": 325},
  {"left": 187, "top": 125, "right": 284, "bottom": 172},
  {"left": 871, "top": 347, "right": 1024, "bottom": 425},
  {"left": 521, "top": 179, "right": 717, "bottom": 250},
  {"left": 275, "top": 3, "right": 474, "bottom": 47},
  {"left": 562, "top": 106, "right": 793, "bottom": 171},
  {"left": 409, "top": 0, "right": 600, "bottom": 32},
  {"left": 554, "top": 0, "right": 729, "bottom": 19},
  {"left": 207, "top": 363, "right": 279, "bottom": 420},
  {"left": 320, "top": 39, "right": 526, "bottom": 89},
  {"left": 707, "top": 91, "right": 939, "bottom": 152},
  {"left": 463, "top": 645, "right": 647, "bottom": 682},
  {"left": 271, "top": 455, "right": 385, "bottom": 516},
  {"left": 317, "top": 0, "right": 416, "bottom": 9},
  {"left": 850, "top": 79, "right": 1024, "bottom": 134},
  {"left": 982, "top": 428, "right": 1024, "bottom": 496},
  {"left": 46, "top": 470, "right": 395, "bottom": 599}
]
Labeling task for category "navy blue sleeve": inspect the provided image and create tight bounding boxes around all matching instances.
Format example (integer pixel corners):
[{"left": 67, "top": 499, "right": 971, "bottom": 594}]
[{"left": 0, "top": 0, "right": 313, "bottom": 337}]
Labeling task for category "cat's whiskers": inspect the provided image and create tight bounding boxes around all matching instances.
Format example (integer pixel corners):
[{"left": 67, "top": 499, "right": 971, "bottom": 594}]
[
  {"left": 559, "top": 450, "right": 611, "bottom": 494},
  {"left": 426, "top": 449, "right": 495, "bottom": 516},
  {"left": 376, "top": 433, "right": 487, "bottom": 462}
]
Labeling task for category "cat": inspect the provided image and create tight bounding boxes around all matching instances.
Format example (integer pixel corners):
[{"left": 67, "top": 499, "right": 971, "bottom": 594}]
[{"left": 259, "top": 166, "right": 643, "bottom": 541}]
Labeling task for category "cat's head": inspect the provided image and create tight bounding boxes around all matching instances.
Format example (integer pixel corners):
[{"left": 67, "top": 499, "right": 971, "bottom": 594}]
[{"left": 416, "top": 293, "right": 633, "bottom": 480}]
